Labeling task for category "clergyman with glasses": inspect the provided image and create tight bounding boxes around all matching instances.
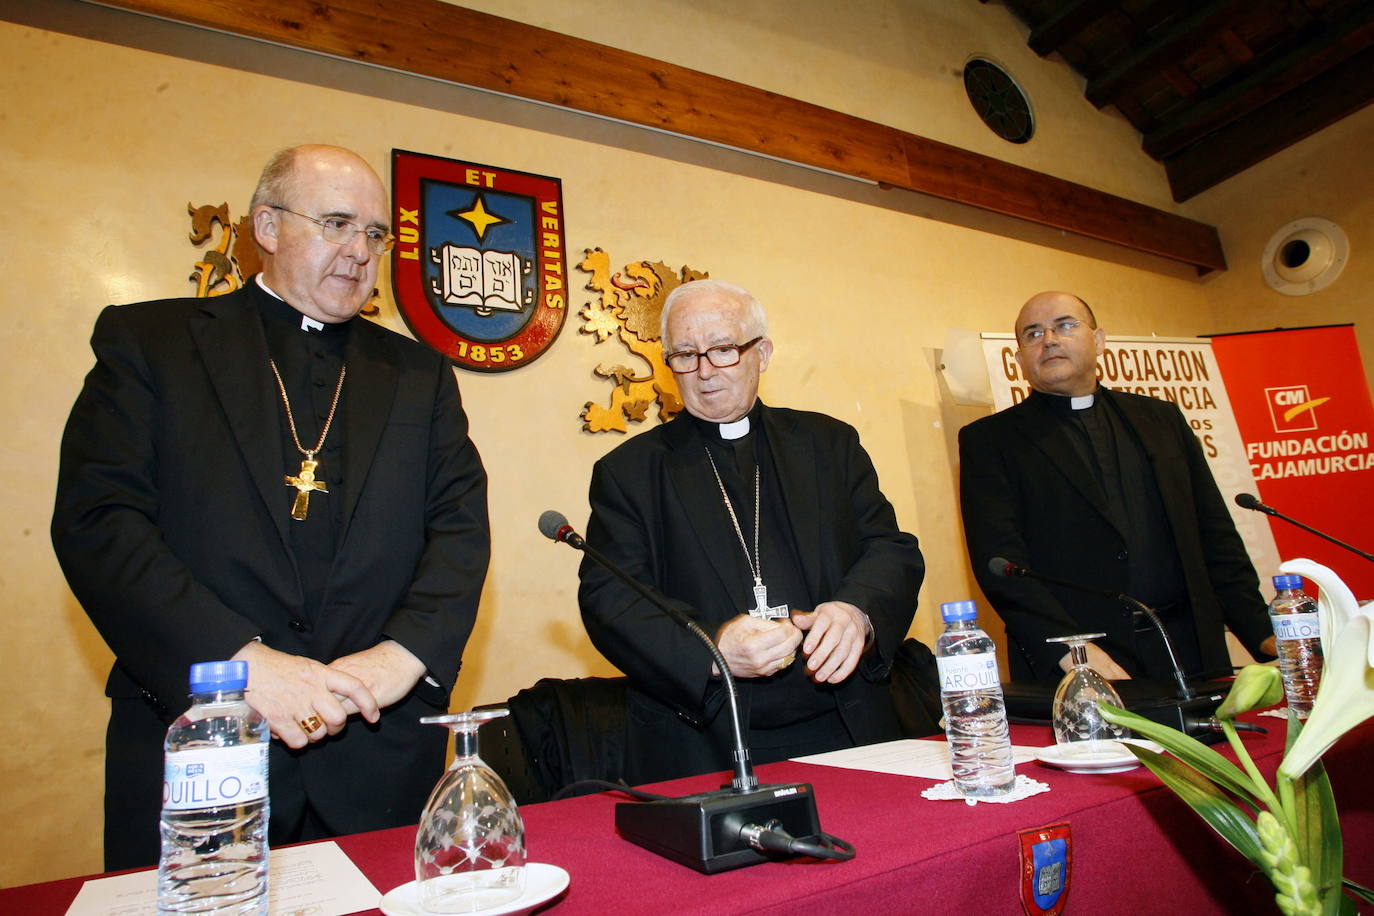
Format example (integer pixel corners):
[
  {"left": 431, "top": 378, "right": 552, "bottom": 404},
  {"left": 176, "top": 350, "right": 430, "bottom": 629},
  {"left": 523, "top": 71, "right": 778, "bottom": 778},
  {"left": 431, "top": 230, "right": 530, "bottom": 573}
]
[
  {"left": 52, "top": 145, "right": 490, "bottom": 868},
  {"left": 578, "top": 279, "right": 925, "bottom": 782},
  {"left": 958, "top": 290, "right": 1274, "bottom": 684}
]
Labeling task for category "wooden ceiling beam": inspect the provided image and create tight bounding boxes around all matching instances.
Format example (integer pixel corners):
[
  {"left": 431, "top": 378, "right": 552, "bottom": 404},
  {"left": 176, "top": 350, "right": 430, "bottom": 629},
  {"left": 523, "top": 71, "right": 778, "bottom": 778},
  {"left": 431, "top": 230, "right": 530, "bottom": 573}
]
[
  {"left": 87, "top": 0, "right": 1227, "bottom": 272},
  {"left": 1144, "top": 5, "right": 1374, "bottom": 159},
  {"left": 1084, "top": 0, "right": 1250, "bottom": 109},
  {"left": 1164, "top": 43, "right": 1374, "bottom": 201},
  {"left": 1026, "top": 0, "right": 1115, "bottom": 57}
]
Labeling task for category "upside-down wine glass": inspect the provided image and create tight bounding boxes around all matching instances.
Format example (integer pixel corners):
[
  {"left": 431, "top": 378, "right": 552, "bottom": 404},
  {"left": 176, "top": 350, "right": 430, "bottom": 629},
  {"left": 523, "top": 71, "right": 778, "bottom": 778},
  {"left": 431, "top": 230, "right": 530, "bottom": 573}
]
[
  {"left": 415, "top": 709, "right": 526, "bottom": 913},
  {"left": 1046, "top": 634, "right": 1129, "bottom": 749}
]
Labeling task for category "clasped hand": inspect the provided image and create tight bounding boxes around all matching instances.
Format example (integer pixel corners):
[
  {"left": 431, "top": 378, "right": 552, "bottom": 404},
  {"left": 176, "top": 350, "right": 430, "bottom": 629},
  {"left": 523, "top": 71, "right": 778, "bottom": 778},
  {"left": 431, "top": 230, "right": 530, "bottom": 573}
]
[
  {"left": 716, "top": 600, "right": 870, "bottom": 683},
  {"left": 232, "top": 640, "right": 425, "bottom": 748}
]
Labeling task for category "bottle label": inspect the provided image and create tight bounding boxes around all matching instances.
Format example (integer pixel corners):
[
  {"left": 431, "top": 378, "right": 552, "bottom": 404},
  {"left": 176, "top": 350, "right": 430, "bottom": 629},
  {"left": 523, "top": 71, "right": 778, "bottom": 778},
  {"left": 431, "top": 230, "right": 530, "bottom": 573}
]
[
  {"left": 1272, "top": 612, "right": 1321, "bottom": 642},
  {"left": 163, "top": 744, "right": 268, "bottom": 811},
  {"left": 937, "top": 651, "right": 1002, "bottom": 692}
]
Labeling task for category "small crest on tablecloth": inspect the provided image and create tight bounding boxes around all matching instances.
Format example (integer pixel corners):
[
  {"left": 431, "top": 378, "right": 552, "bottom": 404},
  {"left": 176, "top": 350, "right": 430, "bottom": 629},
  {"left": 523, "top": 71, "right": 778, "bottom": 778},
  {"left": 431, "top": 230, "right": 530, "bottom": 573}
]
[{"left": 1017, "top": 822, "right": 1071, "bottom": 916}]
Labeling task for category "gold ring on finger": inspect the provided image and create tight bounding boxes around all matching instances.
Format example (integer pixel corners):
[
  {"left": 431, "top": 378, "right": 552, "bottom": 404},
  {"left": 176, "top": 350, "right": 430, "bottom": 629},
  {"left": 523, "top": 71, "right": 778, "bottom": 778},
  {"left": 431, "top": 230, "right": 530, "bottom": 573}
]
[{"left": 299, "top": 715, "right": 324, "bottom": 735}]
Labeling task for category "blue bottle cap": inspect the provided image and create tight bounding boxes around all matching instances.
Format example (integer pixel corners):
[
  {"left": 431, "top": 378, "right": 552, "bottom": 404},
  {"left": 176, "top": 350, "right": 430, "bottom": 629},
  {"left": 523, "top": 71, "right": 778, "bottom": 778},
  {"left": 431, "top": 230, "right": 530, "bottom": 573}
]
[
  {"left": 1272, "top": 574, "right": 1304, "bottom": 590},
  {"left": 940, "top": 600, "right": 978, "bottom": 622},
  {"left": 189, "top": 660, "right": 249, "bottom": 692}
]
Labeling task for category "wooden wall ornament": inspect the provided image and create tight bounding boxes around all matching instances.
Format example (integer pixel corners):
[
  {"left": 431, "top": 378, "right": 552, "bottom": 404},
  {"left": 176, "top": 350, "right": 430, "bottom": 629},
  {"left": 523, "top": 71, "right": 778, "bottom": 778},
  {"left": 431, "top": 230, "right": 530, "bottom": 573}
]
[
  {"left": 187, "top": 202, "right": 259, "bottom": 297},
  {"left": 577, "top": 248, "right": 699, "bottom": 433},
  {"left": 391, "top": 150, "right": 567, "bottom": 372}
]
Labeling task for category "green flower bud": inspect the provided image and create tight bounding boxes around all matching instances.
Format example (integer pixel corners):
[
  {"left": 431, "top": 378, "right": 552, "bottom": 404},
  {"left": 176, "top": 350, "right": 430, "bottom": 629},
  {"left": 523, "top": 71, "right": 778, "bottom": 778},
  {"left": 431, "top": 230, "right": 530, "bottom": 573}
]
[
  {"left": 1257, "top": 811, "right": 1320, "bottom": 916},
  {"left": 1217, "top": 664, "right": 1284, "bottom": 719}
]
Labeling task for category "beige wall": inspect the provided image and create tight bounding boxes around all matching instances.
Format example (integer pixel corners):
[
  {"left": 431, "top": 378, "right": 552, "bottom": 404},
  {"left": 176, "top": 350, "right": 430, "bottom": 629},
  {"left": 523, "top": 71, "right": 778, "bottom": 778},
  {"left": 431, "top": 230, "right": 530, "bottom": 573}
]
[
  {"left": 0, "top": 0, "right": 1366, "bottom": 887},
  {"left": 1182, "top": 102, "right": 1374, "bottom": 384}
]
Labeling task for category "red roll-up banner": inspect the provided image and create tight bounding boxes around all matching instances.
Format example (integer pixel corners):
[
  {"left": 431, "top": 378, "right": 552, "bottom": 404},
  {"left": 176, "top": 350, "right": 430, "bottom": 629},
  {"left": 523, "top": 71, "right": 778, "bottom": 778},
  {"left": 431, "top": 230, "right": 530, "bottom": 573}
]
[{"left": 1210, "top": 326, "right": 1374, "bottom": 599}]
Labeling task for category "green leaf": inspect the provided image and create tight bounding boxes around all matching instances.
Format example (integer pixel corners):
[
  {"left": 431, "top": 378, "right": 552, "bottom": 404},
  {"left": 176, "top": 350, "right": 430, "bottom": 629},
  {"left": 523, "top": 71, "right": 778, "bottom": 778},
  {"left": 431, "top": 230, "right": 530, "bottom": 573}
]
[
  {"left": 1100, "top": 703, "right": 1262, "bottom": 806},
  {"left": 1129, "top": 745, "right": 1265, "bottom": 868},
  {"left": 1293, "top": 763, "right": 1343, "bottom": 915},
  {"left": 1342, "top": 878, "right": 1374, "bottom": 905}
]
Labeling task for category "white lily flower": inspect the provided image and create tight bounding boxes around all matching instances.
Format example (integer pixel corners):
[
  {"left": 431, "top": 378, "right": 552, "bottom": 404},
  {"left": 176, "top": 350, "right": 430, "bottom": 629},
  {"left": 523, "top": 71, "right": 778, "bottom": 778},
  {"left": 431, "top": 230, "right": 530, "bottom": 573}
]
[
  {"left": 1279, "top": 605, "right": 1374, "bottom": 780},
  {"left": 1278, "top": 558, "right": 1359, "bottom": 665}
]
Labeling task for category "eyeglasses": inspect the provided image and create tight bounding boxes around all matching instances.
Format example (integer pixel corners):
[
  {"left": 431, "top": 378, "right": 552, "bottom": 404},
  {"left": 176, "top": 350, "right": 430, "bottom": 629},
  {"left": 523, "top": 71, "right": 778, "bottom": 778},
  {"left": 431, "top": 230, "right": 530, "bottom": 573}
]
[
  {"left": 271, "top": 206, "right": 396, "bottom": 256},
  {"left": 1019, "top": 318, "right": 1086, "bottom": 346},
  {"left": 664, "top": 337, "right": 763, "bottom": 374}
]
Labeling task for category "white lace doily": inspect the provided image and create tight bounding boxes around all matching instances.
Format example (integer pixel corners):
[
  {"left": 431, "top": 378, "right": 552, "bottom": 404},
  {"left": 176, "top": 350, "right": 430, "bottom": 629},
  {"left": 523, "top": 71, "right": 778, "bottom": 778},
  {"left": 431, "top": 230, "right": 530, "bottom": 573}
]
[{"left": 921, "top": 774, "right": 1050, "bottom": 805}]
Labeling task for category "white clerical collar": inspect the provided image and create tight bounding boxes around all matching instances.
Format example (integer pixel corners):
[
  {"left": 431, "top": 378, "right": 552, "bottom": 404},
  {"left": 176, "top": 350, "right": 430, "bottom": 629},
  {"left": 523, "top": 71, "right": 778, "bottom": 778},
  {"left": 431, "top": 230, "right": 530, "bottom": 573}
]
[
  {"left": 256, "top": 274, "right": 324, "bottom": 332},
  {"left": 1070, "top": 393, "right": 1095, "bottom": 410},
  {"left": 719, "top": 416, "right": 751, "bottom": 440}
]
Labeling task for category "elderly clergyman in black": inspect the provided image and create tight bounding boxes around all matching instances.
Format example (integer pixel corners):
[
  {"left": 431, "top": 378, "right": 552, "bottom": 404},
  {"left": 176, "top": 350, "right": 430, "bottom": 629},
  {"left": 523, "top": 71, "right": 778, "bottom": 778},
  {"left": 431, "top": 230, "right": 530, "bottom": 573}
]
[
  {"left": 578, "top": 279, "right": 923, "bottom": 781},
  {"left": 959, "top": 290, "right": 1274, "bottom": 682},
  {"left": 53, "top": 145, "right": 490, "bottom": 868}
]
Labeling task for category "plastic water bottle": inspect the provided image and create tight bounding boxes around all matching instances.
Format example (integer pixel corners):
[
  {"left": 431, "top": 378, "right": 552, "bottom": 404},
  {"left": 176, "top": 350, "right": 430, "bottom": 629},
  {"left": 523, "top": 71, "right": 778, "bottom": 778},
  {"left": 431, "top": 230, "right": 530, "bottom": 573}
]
[
  {"left": 936, "top": 600, "right": 1016, "bottom": 798},
  {"left": 158, "top": 660, "right": 270, "bottom": 914},
  {"left": 1268, "top": 574, "right": 1324, "bottom": 720}
]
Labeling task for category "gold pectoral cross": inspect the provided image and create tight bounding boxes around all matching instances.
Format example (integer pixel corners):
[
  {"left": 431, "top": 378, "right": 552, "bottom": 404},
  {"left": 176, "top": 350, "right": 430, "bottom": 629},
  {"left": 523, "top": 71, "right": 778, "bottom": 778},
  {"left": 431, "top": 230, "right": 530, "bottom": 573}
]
[{"left": 285, "top": 457, "right": 328, "bottom": 521}]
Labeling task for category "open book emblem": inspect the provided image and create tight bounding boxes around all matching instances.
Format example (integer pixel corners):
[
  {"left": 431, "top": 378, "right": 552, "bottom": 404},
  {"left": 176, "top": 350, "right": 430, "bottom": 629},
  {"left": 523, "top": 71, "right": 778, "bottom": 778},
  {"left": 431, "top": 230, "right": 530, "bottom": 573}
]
[{"left": 430, "top": 245, "right": 534, "bottom": 317}]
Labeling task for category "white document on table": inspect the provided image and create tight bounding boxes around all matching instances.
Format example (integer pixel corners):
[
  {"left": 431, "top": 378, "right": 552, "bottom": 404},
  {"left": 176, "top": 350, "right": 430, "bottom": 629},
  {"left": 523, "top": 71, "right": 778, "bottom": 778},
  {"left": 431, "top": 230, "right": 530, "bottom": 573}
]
[
  {"left": 794, "top": 738, "right": 1039, "bottom": 780},
  {"left": 64, "top": 840, "right": 380, "bottom": 916}
]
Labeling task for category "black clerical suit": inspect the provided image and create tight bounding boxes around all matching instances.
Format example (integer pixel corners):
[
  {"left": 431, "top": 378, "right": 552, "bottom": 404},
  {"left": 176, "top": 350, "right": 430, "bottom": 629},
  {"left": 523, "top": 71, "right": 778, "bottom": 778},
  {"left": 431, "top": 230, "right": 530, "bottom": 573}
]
[
  {"left": 579, "top": 402, "right": 923, "bottom": 782},
  {"left": 958, "top": 387, "right": 1272, "bottom": 681},
  {"left": 52, "top": 280, "right": 489, "bottom": 867}
]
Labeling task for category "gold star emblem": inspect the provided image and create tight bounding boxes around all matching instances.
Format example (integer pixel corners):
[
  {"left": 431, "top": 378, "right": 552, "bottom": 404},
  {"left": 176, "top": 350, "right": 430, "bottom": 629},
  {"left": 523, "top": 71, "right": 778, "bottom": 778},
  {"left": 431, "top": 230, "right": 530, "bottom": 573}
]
[{"left": 450, "top": 196, "right": 508, "bottom": 241}]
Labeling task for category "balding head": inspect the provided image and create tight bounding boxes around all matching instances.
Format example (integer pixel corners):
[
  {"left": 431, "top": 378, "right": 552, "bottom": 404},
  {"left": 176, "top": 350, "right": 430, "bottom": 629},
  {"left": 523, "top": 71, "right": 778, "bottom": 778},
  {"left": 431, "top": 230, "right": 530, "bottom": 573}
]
[
  {"left": 1013, "top": 291, "right": 1105, "bottom": 397},
  {"left": 250, "top": 145, "right": 390, "bottom": 324},
  {"left": 661, "top": 279, "right": 773, "bottom": 423}
]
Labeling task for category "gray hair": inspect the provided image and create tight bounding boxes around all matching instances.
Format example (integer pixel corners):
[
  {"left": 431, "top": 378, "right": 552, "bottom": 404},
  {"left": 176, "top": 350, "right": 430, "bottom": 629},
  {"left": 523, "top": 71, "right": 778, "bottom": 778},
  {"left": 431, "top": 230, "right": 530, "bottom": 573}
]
[
  {"left": 660, "top": 279, "right": 769, "bottom": 345},
  {"left": 248, "top": 147, "right": 301, "bottom": 212}
]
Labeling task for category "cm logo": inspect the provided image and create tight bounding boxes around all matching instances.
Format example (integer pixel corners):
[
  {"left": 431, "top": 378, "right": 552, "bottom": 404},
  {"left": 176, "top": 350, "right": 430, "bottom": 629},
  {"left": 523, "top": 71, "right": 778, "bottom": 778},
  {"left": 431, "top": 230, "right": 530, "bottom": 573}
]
[{"left": 1265, "top": 385, "right": 1330, "bottom": 433}]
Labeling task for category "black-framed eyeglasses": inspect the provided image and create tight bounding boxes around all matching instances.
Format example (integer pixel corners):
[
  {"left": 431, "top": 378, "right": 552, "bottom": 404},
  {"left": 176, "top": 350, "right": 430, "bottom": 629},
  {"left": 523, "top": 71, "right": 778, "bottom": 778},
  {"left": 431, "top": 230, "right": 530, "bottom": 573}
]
[
  {"left": 271, "top": 206, "right": 396, "bottom": 256},
  {"left": 664, "top": 336, "right": 763, "bottom": 374},
  {"left": 1018, "top": 318, "right": 1085, "bottom": 346}
]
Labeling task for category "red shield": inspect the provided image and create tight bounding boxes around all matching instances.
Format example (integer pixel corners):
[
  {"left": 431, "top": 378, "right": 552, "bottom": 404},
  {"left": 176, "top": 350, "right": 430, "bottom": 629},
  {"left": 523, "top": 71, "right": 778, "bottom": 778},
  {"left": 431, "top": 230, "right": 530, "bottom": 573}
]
[{"left": 391, "top": 150, "right": 567, "bottom": 372}]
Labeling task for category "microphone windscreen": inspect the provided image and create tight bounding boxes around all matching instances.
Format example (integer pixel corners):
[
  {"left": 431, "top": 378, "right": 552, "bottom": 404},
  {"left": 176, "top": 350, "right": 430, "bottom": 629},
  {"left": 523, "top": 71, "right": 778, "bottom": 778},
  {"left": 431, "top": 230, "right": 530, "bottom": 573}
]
[
  {"left": 538, "top": 510, "right": 569, "bottom": 541},
  {"left": 1235, "top": 493, "right": 1261, "bottom": 510},
  {"left": 988, "top": 556, "right": 1014, "bottom": 577}
]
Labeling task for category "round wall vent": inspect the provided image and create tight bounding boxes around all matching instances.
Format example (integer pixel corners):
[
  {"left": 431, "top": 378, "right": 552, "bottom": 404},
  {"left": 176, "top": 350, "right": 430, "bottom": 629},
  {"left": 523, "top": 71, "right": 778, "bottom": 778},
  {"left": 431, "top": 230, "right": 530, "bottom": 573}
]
[
  {"left": 1262, "top": 217, "right": 1349, "bottom": 296},
  {"left": 964, "top": 58, "right": 1034, "bottom": 144}
]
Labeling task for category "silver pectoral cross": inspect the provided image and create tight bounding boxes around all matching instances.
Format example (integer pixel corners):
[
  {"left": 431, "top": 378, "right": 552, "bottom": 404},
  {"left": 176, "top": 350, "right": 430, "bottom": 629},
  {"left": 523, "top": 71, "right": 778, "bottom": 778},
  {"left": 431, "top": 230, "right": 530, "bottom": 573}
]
[{"left": 750, "top": 580, "right": 790, "bottom": 620}]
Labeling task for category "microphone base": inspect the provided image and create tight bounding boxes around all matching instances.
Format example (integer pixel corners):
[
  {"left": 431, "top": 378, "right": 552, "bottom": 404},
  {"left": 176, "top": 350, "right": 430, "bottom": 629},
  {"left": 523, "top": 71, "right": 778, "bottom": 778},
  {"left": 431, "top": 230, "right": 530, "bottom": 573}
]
[
  {"left": 1004, "top": 678, "right": 1231, "bottom": 744},
  {"left": 1127, "top": 692, "right": 1228, "bottom": 744},
  {"left": 615, "top": 782, "right": 821, "bottom": 873}
]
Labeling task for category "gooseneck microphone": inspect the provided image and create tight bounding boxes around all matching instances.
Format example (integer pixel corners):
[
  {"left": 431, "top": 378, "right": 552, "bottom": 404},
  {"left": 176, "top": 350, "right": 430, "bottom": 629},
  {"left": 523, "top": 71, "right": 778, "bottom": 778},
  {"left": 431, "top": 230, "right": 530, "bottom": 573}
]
[
  {"left": 1234, "top": 493, "right": 1374, "bottom": 563},
  {"left": 539, "top": 510, "right": 846, "bottom": 873},
  {"left": 988, "top": 557, "right": 1193, "bottom": 700},
  {"left": 1233, "top": 492, "right": 1274, "bottom": 515},
  {"left": 539, "top": 510, "right": 755, "bottom": 790}
]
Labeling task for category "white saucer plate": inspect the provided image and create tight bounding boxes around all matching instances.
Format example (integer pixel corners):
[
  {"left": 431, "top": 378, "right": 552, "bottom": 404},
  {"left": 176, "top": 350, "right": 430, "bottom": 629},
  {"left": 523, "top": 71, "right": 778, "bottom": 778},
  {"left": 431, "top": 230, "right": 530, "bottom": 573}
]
[
  {"left": 1035, "top": 739, "right": 1164, "bottom": 774},
  {"left": 380, "top": 863, "right": 570, "bottom": 916}
]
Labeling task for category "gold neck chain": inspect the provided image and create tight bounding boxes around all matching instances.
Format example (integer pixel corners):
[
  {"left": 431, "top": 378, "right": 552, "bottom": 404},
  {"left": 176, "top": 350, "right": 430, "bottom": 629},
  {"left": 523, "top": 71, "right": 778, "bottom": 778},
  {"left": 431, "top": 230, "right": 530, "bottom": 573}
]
[{"left": 270, "top": 359, "right": 346, "bottom": 520}]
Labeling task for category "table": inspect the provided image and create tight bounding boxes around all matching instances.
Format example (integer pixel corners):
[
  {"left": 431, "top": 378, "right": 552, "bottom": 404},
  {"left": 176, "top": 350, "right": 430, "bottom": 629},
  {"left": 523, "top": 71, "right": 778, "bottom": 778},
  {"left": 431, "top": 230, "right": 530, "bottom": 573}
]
[{"left": 6, "top": 719, "right": 1371, "bottom": 914}]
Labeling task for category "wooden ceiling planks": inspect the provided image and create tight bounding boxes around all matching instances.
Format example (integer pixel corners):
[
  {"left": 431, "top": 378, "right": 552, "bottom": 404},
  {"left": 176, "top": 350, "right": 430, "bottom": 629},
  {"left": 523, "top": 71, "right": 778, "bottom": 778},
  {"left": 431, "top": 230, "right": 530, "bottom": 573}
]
[{"left": 996, "top": 0, "right": 1374, "bottom": 202}]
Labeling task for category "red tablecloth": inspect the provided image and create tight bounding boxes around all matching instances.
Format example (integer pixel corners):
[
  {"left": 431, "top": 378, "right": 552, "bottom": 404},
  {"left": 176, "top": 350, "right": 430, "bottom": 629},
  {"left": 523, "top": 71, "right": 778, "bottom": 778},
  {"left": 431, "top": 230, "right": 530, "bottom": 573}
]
[{"left": 7, "top": 720, "right": 1372, "bottom": 914}]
